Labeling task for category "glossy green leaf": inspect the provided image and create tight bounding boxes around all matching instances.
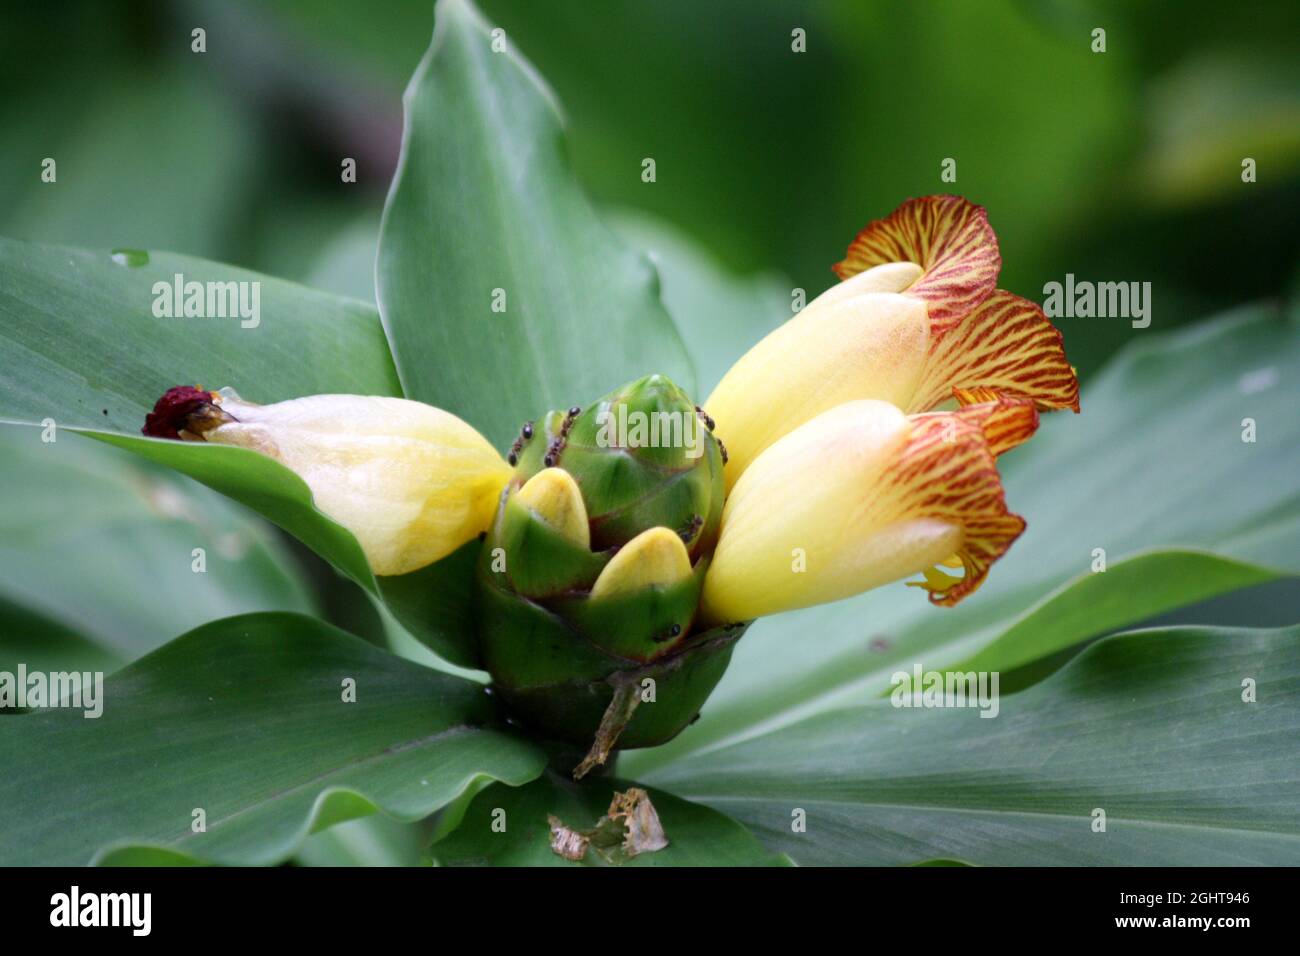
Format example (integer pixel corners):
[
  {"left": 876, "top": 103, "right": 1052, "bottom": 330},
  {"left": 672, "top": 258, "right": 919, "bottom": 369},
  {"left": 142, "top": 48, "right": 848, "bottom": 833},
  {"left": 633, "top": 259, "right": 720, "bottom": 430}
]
[
  {"left": 0, "top": 65, "right": 256, "bottom": 261},
  {"left": 88, "top": 432, "right": 377, "bottom": 587},
  {"left": 375, "top": 538, "right": 483, "bottom": 669},
  {"left": 626, "top": 303, "right": 1300, "bottom": 775},
  {"left": 0, "top": 236, "right": 400, "bottom": 434},
  {"left": 0, "top": 599, "right": 120, "bottom": 677},
  {"left": 0, "top": 232, "right": 498, "bottom": 668},
  {"left": 0, "top": 612, "right": 546, "bottom": 866},
  {"left": 376, "top": 0, "right": 694, "bottom": 448},
  {"left": 429, "top": 770, "right": 788, "bottom": 866},
  {"left": 613, "top": 210, "right": 789, "bottom": 396},
  {"left": 295, "top": 815, "right": 431, "bottom": 867},
  {"left": 0, "top": 424, "right": 313, "bottom": 671},
  {"left": 647, "top": 625, "right": 1300, "bottom": 865},
  {"left": 953, "top": 550, "right": 1276, "bottom": 675},
  {"left": 89, "top": 425, "right": 480, "bottom": 668}
]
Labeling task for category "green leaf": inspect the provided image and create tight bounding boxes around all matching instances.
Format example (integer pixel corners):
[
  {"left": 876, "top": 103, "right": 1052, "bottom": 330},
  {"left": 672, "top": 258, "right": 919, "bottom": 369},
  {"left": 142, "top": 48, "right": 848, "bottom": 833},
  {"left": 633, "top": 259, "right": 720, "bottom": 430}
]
[
  {"left": 0, "top": 236, "right": 497, "bottom": 664},
  {"left": 0, "top": 612, "right": 546, "bottom": 866},
  {"left": 429, "top": 771, "right": 788, "bottom": 866},
  {"left": 1133, "top": 52, "right": 1300, "bottom": 207},
  {"left": 953, "top": 550, "right": 1276, "bottom": 675},
  {"left": 0, "top": 68, "right": 257, "bottom": 260},
  {"left": 303, "top": 215, "right": 381, "bottom": 304},
  {"left": 613, "top": 210, "right": 790, "bottom": 396},
  {"left": 64, "top": 428, "right": 481, "bottom": 669},
  {"left": 376, "top": 0, "right": 694, "bottom": 449},
  {"left": 625, "top": 303, "right": 1300, "bottom": 775},
  {"left": 295, "top": 815, "right": 431, "bottom": 867},
  {"left": 646, "top": 624, "right": 1300, "bottom": 866},
  {"left": 0, "top": 599, "right": 120, "bottom": 677},
  {"left": 0, "top": 236, "right": 401, "bottom": 434},
  {"left": 375, "top": 538, "right": 483, "bottom": 669},
  {"left": 0, "top": 424, "right": 313, "bottom": 671},
  {"left": 88, "top": 432, "right": 377, "bottom": 588}
]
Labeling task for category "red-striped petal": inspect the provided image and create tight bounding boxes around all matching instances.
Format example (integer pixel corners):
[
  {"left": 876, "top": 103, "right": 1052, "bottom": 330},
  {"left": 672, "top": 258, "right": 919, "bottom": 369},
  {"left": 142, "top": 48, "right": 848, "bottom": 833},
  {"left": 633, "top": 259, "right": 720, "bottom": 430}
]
[
  {"left": 887, "top": 412, "right": 1027, "bottom": 606},
  {"left": 913, "top": 393, "right": 1040, "bottom": 457},
  {"left": 912, "top": 290, "right": 1081, "bottom": 413},
  {"left": 833, "top": 195, "right": 1000, "bottom": 334}
]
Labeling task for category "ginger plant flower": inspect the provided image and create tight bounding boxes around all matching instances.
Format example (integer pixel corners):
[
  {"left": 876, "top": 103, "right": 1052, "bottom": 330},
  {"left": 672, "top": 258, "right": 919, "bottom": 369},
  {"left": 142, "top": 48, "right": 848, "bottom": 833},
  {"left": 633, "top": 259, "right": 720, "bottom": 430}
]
[
  {"left": 140, "top": 195, "right": 1078, "bottom": 774},
  {"left": 142, "top": 386, "right": 511, "bottom": 576},
  {"left": 701, "top": 393, "right": 1036, "bottom": 624},
  {"left": 705, "top": 194, "right": 1079, "bottom": 486}
]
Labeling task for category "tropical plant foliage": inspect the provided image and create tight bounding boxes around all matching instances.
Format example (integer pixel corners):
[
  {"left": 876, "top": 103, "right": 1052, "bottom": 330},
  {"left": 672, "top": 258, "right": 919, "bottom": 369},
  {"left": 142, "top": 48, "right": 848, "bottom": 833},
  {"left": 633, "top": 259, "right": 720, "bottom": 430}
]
[{"left": 1, "top": 0, "right": 1296, "bottom": 866}]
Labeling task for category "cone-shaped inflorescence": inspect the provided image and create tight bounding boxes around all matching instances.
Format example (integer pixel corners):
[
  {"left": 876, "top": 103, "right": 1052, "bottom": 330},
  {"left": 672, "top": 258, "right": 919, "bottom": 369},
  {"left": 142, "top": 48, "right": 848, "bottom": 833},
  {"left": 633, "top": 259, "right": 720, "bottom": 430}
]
[{"left": 477, "top": 375, "right": 746, "bottom": 776}]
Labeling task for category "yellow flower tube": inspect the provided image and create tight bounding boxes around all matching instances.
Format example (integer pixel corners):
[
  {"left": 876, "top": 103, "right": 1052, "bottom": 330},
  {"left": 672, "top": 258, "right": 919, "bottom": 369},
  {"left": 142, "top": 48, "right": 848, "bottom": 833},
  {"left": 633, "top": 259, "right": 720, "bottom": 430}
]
[
  {"left": 143, "top": 387, "right": 511, "bottom": 576},
  {"left": 704, "top": 290, "right": 931, "bottom": 484},
  {"left": 706, "top": 195, "right": 1078, "bottom": 490},
  {"left": 700, "top": 396, "right": 1037, "bottom": 623}
]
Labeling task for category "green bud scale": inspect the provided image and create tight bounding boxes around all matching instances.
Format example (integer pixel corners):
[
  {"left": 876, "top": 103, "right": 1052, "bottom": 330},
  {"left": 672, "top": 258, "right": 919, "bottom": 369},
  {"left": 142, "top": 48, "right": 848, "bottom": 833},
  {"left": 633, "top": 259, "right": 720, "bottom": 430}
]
[{"left": 476, "top": 375, "right": 748, "bottom": 776}]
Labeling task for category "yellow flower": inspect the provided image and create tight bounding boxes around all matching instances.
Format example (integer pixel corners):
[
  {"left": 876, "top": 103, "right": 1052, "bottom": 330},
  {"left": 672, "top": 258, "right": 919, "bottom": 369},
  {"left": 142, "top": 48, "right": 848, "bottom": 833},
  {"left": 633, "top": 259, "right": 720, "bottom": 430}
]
[
  {"left": 144, "top": 388, "right": 510, "bottom": 576},
  {"left": 686, "top": 195, "right": 1080, "bottom": 617},
  {"left": 515, "top": 467, "right": 590, "bottom": 548},
  {"left": 142, "top": 195, "right": 1078, "bottom": 623},
  {"left": 705, "top": 195, "right": 1078, "bottom": 490},
  {"left": 704, "top": 290, "right": 931, "bottom": 483},
  {"left": 590, "top": 527, "right": 693, "bottom": 598},
  {"left": 701, "top": 395, "right": 1037, "bottom": 623}
]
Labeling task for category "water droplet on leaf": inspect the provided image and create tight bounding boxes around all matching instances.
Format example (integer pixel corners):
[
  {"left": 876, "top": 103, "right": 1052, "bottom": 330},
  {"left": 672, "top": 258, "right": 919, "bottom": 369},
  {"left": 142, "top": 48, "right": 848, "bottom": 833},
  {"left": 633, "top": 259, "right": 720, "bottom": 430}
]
[{"left": 110, "top": 248, "right": 149, "bottom": 267}]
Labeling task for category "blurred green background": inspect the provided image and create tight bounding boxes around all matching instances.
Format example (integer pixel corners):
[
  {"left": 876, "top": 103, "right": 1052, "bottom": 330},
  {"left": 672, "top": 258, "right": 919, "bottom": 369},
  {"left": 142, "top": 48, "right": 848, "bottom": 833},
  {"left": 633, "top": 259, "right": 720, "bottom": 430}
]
[
  {"left": 2, "top": 0, "right": 1298, "bottom": 658},
  {"left": 3, "top": 0, "right": 1298, "bottom": 383}
]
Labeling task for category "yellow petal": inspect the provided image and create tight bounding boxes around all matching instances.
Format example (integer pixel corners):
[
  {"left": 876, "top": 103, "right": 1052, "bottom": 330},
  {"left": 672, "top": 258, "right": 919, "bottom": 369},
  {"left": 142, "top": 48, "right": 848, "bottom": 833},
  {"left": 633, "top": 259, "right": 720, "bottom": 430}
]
[
  {"left": 834, "top": 195, "right": 1000, "bottom": 334},
  {"left": 590, "top": 526, "right": 691, "bottom": 599},
  {"left": 700, "top": 399, "right": 1028, "bottom": 622},
  {"left": 705, "top": 290, "right": 930, "bottom": 489},
  {"left": 208, "top": 394, "right": 511, "bottom": 576},
  {"left": 515, "top": 467, "right": 590, "bottom": 549},
  {"left": 805, "top": 261, "right": 922, "bottom": 309}
]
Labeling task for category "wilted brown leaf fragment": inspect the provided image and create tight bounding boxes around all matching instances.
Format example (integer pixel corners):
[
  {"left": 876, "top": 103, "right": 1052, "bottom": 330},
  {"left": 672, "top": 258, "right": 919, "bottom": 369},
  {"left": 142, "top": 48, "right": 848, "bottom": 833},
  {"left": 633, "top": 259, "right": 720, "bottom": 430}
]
[
  {"left": 607, "top": 787, "right": 669, "bottom": 855},
  {"left": 547, "top": 815, "right": 589, "bottom": 861},
  {"left": 547, "top": 788, "right": 669, "bottom": 863}
]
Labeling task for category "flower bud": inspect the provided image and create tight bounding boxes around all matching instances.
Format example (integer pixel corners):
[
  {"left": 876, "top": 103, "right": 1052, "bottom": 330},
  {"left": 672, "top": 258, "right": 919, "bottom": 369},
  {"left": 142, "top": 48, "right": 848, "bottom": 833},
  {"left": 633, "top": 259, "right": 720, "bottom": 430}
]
[
  {"left": 511, "top": 374, "right": 724, "bottom": 555},
  {"left": 590, "top": 527, "right": 692, "bottom": 598},
  {"left": 700, "top": 397, "right": 1036, "bottom": 623},
  {"left": 705, "top": 291, "right": 930, "bottom": 487},
  {"left": 142, "top": 387, "right": 510, "bottom": 576},
  {"left": 476, "top": 375, "right": 742, "bottom": 773},
  {"left": 515, "top": 467, "right": 590, "bottom": 549}
]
